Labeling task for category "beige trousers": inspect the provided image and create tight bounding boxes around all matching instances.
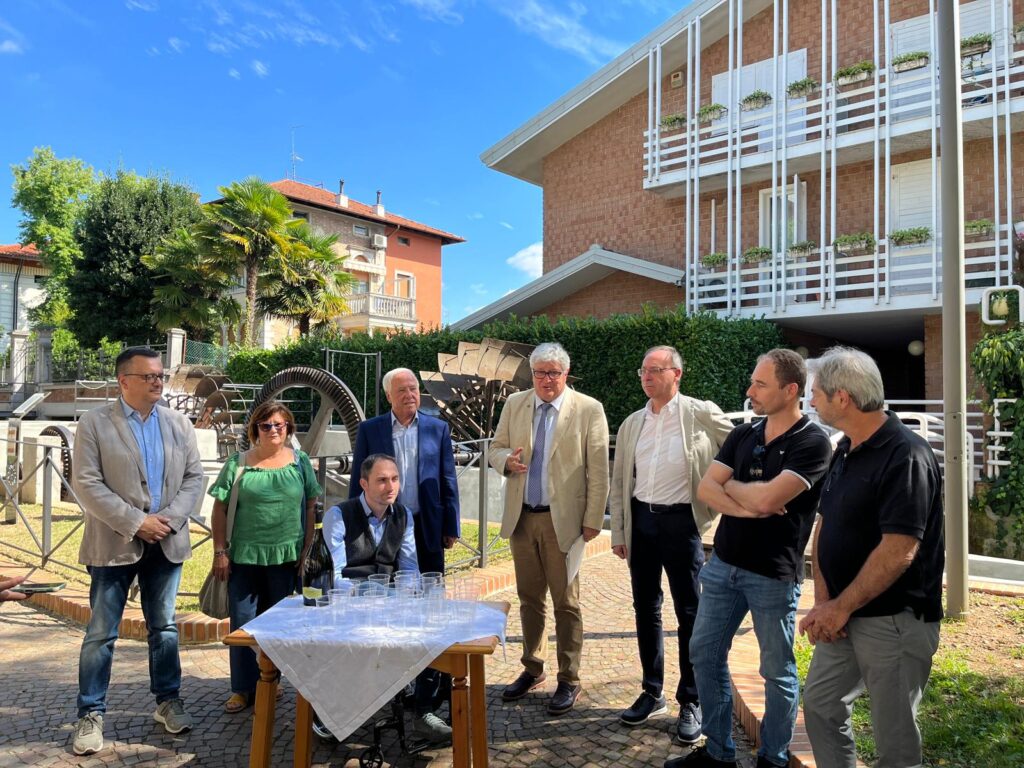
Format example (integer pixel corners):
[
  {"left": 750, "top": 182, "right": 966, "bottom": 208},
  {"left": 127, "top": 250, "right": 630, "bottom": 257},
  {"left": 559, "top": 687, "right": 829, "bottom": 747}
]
[{"left": 509, "top": 511, "right": 583, "bottom": 684}]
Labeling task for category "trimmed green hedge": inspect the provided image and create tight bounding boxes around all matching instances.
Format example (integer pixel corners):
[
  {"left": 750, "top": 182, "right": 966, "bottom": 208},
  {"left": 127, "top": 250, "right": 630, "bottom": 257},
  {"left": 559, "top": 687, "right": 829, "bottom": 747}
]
[{"left": 226, "top": 307, "right": 783, "bottom": 431}]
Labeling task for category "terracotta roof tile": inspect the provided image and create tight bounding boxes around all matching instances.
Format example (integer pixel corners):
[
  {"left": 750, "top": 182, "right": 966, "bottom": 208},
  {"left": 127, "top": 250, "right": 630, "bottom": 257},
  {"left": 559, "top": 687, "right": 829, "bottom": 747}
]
[{"left": 266, "top": 180, "right": 464, "bottom": 244}]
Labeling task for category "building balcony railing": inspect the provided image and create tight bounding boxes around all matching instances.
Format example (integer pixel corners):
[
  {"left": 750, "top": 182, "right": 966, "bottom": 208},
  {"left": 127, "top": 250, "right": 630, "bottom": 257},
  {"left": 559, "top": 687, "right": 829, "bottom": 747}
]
[
  {"left": 644, "top": 49, "right": 1024, "bottom": 186},
  {"left": 344, "top": 292, "right": 417, "bottom": 322},
  {"left": 690, "top": 227, "right": 1015, "bottom": 317}
]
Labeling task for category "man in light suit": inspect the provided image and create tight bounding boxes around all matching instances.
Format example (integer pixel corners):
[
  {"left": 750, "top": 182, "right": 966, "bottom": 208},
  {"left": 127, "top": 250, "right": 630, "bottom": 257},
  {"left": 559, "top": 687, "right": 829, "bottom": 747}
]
[
  {"left": 489, "top": 342, "right": 610, "bottom": 716},
  {"left": 609, "top": 346, "right": 733, "bottom": 743},
  {"left": 71, "top": 347, "right": 205, "bottom": 756},
  {"left": 349, "top": 367, "right": 460, "bottom": 738}
]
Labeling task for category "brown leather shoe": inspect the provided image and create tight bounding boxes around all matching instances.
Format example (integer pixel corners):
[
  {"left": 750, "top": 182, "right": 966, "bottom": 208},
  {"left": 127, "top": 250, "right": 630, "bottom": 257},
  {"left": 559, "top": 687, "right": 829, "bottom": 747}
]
[
  {"left": 502, "top": 671, "right": 547, "bottom": 701},
  {"left": 547, "top": 681, "right": 582, "bottom": 715}
]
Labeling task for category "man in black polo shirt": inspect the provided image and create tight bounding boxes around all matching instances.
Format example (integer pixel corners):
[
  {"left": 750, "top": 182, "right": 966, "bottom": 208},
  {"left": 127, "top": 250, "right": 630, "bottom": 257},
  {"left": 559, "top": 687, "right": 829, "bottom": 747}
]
[
  {"left": 665, "top": 349, "right": 832, "bottom": 768},
  {"left": 800, "top": 347, "right": 943, "bottom": 768}
]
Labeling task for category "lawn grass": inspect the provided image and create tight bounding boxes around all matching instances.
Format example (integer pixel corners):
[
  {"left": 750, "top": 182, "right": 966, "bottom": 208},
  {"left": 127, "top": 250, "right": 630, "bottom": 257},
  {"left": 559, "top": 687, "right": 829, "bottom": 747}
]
[
  {"left": 794, "top": 613, "right": 1024, "bottom": 768},
  {"left": 0, "top": 503, "right": 508, "bottom": 614}
]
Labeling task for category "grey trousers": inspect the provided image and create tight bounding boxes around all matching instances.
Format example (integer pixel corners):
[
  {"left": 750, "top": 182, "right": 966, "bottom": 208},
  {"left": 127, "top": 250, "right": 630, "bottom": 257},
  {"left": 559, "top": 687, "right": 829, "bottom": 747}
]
[{"left": 803, "top": 612, "right": 940, "bottom": 768}]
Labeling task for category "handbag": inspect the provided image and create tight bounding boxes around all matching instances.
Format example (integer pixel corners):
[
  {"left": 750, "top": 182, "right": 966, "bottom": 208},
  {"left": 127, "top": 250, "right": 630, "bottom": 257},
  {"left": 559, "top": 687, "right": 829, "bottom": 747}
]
[{"left": 198, "top": 458, "right": 245, "bottom": 620}]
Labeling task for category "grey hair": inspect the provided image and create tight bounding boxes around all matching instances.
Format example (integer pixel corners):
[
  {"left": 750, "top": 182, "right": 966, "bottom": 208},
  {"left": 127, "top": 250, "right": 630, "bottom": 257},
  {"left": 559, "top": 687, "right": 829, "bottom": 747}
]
[
  {"left": 382, "top": 367, "right": 416, "bottom": 392},
  {"left": 810, "top": 346, "right": 885, "bottom": 412},
  {"left": 530, "top": 342, "right": 570, "bottom": 370},
  {"left": 644, "top": 345, "right": 684, "bottom": 372}
]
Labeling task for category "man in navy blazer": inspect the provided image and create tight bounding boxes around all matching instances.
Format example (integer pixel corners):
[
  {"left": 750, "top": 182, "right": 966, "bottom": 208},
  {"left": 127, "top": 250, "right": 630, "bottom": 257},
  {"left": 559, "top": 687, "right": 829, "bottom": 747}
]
[{"left": 349, "top": 367, "right": 461, "bottom": 575}]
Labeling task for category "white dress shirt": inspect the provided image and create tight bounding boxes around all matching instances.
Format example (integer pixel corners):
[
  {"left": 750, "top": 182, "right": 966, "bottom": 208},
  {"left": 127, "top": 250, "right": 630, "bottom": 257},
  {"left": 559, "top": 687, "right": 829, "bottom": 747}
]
[{"left": 633, "top": 396, "right": 691, "bottom": 505}]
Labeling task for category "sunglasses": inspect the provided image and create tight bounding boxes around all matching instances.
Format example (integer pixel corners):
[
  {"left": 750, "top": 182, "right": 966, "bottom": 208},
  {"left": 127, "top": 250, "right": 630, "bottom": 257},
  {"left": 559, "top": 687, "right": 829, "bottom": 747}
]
[
  {"left": 257, "top": 422, "right": 288, "bottom": 433},
  {"left": 749, "top": 443, "right": 766, "bottom": 480}
]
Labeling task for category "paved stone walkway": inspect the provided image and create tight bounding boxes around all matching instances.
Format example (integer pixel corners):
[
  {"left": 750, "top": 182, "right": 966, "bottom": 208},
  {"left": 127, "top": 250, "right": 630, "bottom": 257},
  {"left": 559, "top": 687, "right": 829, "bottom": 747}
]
[{"left": 0, "top": 549, "right": 763, "bottom": 768}]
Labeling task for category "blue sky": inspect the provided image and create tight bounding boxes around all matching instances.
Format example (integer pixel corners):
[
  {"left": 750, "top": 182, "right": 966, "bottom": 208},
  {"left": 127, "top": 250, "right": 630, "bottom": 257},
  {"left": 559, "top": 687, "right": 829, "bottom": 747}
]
[{"left": 0, "top": 0, "right": 681, "bottom": 324}]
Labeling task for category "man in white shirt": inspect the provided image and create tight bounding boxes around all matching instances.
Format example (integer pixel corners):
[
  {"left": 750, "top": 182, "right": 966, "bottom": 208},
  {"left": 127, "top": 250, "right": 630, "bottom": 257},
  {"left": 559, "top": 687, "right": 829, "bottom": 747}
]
[{"left": 609, "top": 346, "right": 733, "bottom": 743}]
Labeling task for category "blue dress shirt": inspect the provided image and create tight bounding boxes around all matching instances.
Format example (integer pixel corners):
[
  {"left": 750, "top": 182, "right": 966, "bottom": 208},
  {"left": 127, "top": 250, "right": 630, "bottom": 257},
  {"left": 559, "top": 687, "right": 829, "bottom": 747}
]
[
  {"left": 120, "top": 398, "right": 165, "bottom": 514},
  {"left": 391, "top": 413, "right": 420, "bottom": 515}
]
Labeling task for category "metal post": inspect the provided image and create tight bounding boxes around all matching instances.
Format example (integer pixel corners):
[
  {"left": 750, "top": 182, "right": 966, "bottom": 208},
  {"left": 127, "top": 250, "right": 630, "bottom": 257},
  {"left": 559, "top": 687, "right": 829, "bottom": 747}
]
[
  {"left": 477, "top": 440, "right": 489, "bottom": 569},
  {"left": 42, "top": 446, "right": 52, "bottom": 566},
  {"left": 938, "top": 0, "right": 969, "bottom": 620}
]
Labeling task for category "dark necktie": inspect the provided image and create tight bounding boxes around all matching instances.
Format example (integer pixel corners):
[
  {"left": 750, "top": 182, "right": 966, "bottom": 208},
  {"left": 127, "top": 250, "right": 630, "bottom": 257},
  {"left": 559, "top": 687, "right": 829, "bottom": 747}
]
[{"left": 526, "top": 403, "right": 553, "bottom": 506}]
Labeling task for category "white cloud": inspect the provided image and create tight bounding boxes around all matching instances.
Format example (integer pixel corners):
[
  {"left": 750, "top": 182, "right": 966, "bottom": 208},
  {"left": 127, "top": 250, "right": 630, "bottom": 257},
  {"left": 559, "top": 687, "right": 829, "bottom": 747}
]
[
  {"left": 467, "top": 212, "right": 484, "bottom": 220},
  {"left": 0, "top": 17, "right": 26, "bottom": 54},
  {"left": 463, "top": 305, "right": 482, "bottom": 315},
  {"left": 146, "top": 45, "right": 160, "bottom": 56},
  {"left": 506, "top": 241, "right": 543, "bottom": 279},
  {"left": 494, "top": 0, "right": 625, "bottom": 66},
  {"left": 401, "top": 0, "right": 463, "bottom": 24},
  {"left": 500, "top": 221, "right": 513, "bottom": 230},
  {"left": 125, "top": 0, "right": 158, "bottom": 10},
  {"left": 251, "top": 59, "right": 269, "bottom": 77},
  {"left": 347, "top": 32, "right": 370, "bottom": 52},
  {"left": 228, "top": 67, "right": 241, "bottom": 79},
  {"left": 423, "top": 197, "right": 441, "bottom": 207},
  {"left": 168, "top": 36, "right": 187, "bottom": 53},
  {"left": 470, "top": 283, "right": 488, "bottom": 296}
]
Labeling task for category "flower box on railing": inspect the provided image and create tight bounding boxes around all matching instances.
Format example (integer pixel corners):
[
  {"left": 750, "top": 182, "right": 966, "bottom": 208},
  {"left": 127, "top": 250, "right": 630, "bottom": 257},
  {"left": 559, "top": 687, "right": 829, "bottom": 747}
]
[
  {"left": 740, "top": 90, "right": 772, "bottom": 111},
  {"left": 833, "top": 232, "right": 877, "bottom": 255},
  {"left": 787, "top": 241, "right": 817, "bottom": 261},
  {"left": 835, "top": 61, "right": 875, "bottom": 88},
  {"left": 697, "top": 103, "right": 727, "bottom": 123},
  {"left": 660, "top": 113, "right": 686, "bottom": 132},
  {"left": 892, "top": 52, "right": 929, "bottom": 73},
  {"left": 961, "top": 34, "right": 992, "bottom": 57},
  {"left": 742, "top": 246, "right": 773, "bottom": 265},
  {"left": 888, "top": 227, "right": 932, "bottom": 247},
  {"left": 965, "top": 219, "right": 994, "bottom": 238},
  {"left": 701, "top": 252, "right": 728, "bottom": 269},
  {"left": 787, "top": 77, "right": 820, "bottom": 99}
]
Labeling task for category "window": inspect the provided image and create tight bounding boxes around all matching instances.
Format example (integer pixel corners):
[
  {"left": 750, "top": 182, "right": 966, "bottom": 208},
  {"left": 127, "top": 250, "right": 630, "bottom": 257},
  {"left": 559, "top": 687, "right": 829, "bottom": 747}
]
[
  {"left": 292, "top": 211, "right": 309, "bottom": 222},
  {"left": 758, "top": 182, "right": 807, "bottom": 249},
  {"left": 352, "top": 280, "right": 369, "bottom": 294},
  {"left": 397, "top": 236, "right": 411, "bottom": 246},
  {"left": 711, "top": 50, "right": 807, "bottom": 145},
  {"left": 353, "top": 224, "right": 369, "bottom": 237},
  {"left": 394, "top": 272, "right": 415, "bottom": 299}
]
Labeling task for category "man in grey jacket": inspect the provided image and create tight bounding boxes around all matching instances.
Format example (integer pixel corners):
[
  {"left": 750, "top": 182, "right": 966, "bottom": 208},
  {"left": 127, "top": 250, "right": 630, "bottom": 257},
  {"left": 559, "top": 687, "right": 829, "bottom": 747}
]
[
  {"left": 609, "top": 346, "right": 733, "bottom": 744},
  {"left": 71, "top": 347, "right": 205, "bottom": 756}
]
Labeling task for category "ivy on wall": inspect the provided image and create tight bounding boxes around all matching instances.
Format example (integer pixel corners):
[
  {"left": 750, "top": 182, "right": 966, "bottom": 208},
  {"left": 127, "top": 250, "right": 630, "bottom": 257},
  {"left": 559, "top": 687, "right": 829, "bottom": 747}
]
[{"left": 226, "top": 306, "right": 784, "bottom": 431}]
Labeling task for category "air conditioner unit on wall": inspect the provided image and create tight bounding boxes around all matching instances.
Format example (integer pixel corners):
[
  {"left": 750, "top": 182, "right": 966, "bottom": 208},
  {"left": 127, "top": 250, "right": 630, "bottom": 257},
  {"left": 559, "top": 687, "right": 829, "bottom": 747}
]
[{"left": 372, "top": 234, "right": 387, "bottom": 249}]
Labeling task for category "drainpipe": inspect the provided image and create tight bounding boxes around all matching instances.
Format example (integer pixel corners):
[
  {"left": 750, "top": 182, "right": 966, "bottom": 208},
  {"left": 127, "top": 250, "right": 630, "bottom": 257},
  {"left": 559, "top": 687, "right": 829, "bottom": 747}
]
[
  {"left": 12, "top": 256, "right": 24, "bottom": 334},
  {"left": 938, "top": 0, "right": 968, "bottom": 620}
]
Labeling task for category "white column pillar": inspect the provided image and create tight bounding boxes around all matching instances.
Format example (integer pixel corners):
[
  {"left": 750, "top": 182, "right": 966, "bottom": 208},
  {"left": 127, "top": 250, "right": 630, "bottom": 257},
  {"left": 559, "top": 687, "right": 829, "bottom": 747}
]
[{"left": 166, "top": 328, "right": 186, "bottom": 369}]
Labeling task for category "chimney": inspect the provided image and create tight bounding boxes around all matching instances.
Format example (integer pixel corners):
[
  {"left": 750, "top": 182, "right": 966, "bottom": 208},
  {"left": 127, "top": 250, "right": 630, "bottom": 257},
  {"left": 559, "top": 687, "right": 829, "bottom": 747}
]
[
  {"left": 336, "top": 179, "right": 348, "bottom": 208},
  {"left": 375, "top": 189, "right": 385, "bottom": 217}
]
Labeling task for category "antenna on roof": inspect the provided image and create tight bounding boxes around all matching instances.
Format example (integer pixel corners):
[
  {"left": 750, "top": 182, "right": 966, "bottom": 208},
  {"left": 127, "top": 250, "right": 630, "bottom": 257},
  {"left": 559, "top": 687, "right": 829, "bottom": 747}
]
[{"left": 289, "top": 126, "right": 304, "bottom": 179}]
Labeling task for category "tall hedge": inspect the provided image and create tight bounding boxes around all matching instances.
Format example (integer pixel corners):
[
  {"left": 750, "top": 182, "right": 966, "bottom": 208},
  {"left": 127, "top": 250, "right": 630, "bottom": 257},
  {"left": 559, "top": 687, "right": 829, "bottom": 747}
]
[{"left": 225, "top": 307, "right": 783, "bottom": 431}]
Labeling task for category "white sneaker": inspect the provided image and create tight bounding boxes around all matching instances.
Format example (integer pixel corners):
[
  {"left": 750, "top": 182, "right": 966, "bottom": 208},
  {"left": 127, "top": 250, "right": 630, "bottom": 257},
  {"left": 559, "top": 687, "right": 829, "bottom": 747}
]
[
  {"left": 413, "top": 712, "right": 452, "bottom": 744},
  {"left": 73, "top": 712, "right": 104, "bottom": 755},
  {"left": 154, "top": 698, "right": 193, "bottom": 734}
]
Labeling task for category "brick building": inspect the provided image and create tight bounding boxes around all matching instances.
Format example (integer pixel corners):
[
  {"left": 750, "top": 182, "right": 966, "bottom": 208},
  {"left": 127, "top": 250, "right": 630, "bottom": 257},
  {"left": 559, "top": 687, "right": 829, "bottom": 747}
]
[
  {"left": 247, "top": 180, "right": 463, "bottom": 347},
  {"left": 458, "top": 0, "right": 1024, "bottom": 401}
]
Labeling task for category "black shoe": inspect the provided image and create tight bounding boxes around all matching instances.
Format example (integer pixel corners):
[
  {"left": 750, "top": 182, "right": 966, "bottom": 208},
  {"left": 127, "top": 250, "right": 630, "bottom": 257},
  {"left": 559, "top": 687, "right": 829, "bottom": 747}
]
[
  {"left": 546, "top": 681, "right": 582, "bottom": 715},
  {"left": 502, "top": 671, "right": 547, "bottom": 701},
  {"left": 619, "top": 691, "right": 668, "bottom": 726},
  {"left": 674, "top": 702, "right": 702, "bottom": 744},
  {"left": 664, "top": 745, "right": 737, "bottom": 768}
]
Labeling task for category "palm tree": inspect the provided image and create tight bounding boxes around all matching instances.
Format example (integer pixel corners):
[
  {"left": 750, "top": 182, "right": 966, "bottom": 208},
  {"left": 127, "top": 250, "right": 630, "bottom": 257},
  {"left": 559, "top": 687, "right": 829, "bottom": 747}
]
[
  {"left": 257, "top": 222, "right": 355, "bottom": 336},
  {"left": 142, "top": 226, "right": 241, "bottom": 341},
  {"left": 200, "top": 177, "right": 300, "bottom": 346}
]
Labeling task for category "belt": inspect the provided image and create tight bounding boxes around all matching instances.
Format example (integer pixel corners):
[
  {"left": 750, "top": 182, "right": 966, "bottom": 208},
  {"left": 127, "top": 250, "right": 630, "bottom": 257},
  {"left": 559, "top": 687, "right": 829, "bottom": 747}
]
[
  {"left": 631, "top": 498, "right": 691, "bottom": 515},
  {"left": 522, "top": 504, "right": 551, "bottom": 513}
]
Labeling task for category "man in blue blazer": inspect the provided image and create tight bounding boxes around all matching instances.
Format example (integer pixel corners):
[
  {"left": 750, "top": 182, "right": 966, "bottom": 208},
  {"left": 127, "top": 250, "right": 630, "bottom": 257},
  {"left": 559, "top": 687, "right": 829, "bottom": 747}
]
[{"left": 349, "top": 367, "right": 461, "bottom": 575}]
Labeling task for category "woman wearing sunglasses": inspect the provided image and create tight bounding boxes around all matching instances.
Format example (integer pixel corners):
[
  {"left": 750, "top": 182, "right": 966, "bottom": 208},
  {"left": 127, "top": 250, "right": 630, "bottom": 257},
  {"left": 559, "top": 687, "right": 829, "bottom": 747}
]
[{"left": 208, "top": 401, "right": 322, "bottom": 713}]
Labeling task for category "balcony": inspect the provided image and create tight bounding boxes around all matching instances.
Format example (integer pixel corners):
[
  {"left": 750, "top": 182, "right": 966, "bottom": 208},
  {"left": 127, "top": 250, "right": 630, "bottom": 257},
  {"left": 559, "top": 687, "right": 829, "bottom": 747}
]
[
  {"left": 339, "top": 292, "right": 418, "bottom": 335},
  {"left": 644, "top": 48, "right": 1024, "bottom": 191},
  {"left": 689, "top": 227, "right": 1014, "bottom": 319}
]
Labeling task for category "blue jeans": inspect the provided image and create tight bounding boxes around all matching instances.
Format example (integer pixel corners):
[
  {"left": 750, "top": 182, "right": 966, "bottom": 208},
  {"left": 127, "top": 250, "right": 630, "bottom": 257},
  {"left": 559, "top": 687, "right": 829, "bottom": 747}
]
[
  {"left": 228, "top": 562, "right": 297, "bottom": 695},
  {"left": 689, "top": 554, "right": 801, "bottom": 767},
  {"left": 78, "top": 542, "right": 183, "bottom": 718}
]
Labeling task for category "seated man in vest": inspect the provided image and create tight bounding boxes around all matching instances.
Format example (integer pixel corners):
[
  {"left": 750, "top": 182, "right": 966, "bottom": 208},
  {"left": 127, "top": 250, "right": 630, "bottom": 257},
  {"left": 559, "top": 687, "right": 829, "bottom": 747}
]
[{"left": 321, "top": 452, "right": 452, "bottom": 744}]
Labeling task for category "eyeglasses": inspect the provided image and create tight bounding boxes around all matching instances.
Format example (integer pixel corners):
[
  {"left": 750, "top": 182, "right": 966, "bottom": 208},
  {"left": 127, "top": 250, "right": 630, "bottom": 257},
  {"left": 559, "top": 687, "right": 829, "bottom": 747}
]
[
  {"left": 749, "top": 443, "right": 766, "bottom": 480},
  {"left": 257, "top": 422, "right": 288, "bottom": 433},
  {"left": 637, "top": 367, "right": 678, "bottom": 377},
  {"left": 532, "top": 370, "right": 564, "bottom": 380},
  {"left": 823, "top": 450, "right": 847, "bottom": 494},
  {"left": 122, "top": 373, "right": 165, "bottom": 384}
]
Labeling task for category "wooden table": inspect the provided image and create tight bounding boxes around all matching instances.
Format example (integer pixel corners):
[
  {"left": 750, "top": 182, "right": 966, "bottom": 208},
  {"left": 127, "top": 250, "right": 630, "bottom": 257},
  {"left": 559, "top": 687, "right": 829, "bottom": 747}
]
[{"left": 224, "top": 600, "right": 509, "bottom": 768}]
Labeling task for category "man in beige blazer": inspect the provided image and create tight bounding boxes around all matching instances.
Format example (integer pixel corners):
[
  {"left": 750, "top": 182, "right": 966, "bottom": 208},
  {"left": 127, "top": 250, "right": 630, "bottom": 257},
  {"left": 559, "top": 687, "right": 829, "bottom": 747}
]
[
  {"left": 609, "top": 346, "right": 733, "bottom": 743},
  {"left": 489, "top": 342, "right": 609, "bottom": 715},
  {"left": 71, "top": 347, "right": 204, "bottom": 756}
]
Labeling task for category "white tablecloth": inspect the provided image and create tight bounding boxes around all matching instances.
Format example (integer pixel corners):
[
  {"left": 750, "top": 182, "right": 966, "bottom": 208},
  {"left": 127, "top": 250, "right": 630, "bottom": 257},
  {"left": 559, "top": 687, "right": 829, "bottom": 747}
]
[{"left": 243, "top": 596, "right": 507, "bottom": 742}]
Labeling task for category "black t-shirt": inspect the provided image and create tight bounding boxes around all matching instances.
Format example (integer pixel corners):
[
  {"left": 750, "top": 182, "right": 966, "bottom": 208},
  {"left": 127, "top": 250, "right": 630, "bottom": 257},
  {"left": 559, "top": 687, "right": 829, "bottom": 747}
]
[
  {"left": 712, "top": 415, "right": 833, "bottom": 581},
  {"left": 817, "top": 413, "right": 945, "bottom": 622}
]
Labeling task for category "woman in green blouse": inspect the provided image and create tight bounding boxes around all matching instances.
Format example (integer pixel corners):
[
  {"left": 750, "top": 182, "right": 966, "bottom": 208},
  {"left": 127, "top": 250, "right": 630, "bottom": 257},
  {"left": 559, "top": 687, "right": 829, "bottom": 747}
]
[{"left": 209, "top": 401, "right": 322, "bottom": 713}]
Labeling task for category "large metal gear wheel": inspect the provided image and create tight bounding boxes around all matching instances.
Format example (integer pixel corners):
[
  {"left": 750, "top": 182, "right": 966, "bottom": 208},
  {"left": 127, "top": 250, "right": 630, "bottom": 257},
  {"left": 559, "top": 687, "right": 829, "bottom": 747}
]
[
  {"left": 39, "top": 424, "right": 74, "bottom": 501},
  {"left": 242, "top": 366, "right": 365, "bottom": 456}
]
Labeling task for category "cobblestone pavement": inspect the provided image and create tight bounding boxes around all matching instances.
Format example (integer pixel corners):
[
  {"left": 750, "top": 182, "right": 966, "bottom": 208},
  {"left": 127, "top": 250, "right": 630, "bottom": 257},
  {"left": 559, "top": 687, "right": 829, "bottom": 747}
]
[{"left": 0, "top": 551, "right": 761, "bottom": 767}]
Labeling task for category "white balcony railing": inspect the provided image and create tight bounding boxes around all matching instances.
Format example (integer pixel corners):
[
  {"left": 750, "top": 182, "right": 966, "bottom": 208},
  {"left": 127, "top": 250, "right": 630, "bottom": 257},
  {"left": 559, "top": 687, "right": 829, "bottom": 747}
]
[
  {"left": 345, "top": 292, "right": 417, "bottom": 321},
  {"left": 690, "top": 227, "right": 1014, "bottom": 315},
  {"left": 644, "top": 48, "right": 1024, "bottom": 183}
]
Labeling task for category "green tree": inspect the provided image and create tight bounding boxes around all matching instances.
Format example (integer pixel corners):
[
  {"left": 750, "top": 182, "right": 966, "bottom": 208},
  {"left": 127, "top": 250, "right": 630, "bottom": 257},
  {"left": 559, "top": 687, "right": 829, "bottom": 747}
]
[
  {"left": 10, "top": 147, "right": 96, "bottom": 327},
  {"left": 257, "top": 222, "right": 354, "bottom": 336},
  {"left": 68, "top": 171, "right": 202, "bottom": 346},
  {"left": 200, "top": 177, "right": 300, "bottom": 346},
  {"left": 142, "top": 226, "right": 242, "bottom": 341}
]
